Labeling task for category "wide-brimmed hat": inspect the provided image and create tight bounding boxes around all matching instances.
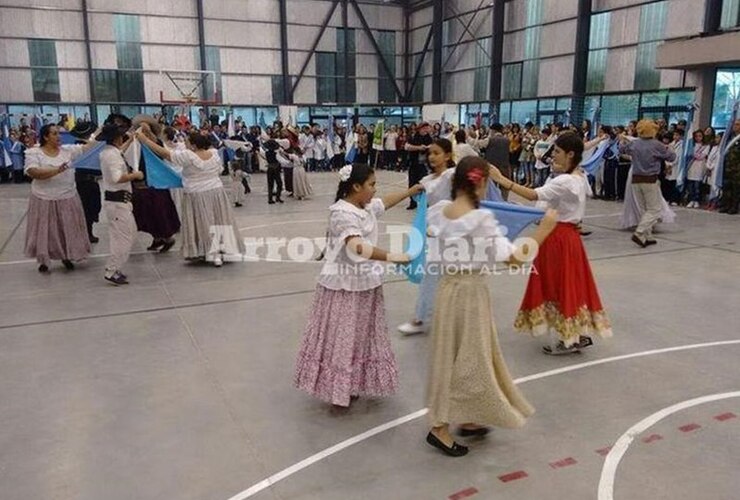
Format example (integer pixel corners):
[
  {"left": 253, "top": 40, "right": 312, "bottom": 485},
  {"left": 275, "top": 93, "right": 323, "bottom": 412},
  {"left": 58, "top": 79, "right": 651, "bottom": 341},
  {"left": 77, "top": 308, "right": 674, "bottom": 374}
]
[
  {"left": 69, "top": 120, "right": 97, "bottom": 139},
  {"left": 132, "top": 114, "right": 162, "bottom": 137},
  {"left": 104, "top": 113, "right": 132, "bottom": 128}
]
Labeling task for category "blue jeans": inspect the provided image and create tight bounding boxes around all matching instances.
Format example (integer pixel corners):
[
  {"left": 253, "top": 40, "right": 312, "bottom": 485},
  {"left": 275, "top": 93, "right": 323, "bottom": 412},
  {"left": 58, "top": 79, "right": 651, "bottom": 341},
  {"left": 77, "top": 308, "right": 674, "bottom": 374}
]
[{"left": 687, "top": 180, "right": 702, "bottom": 203}]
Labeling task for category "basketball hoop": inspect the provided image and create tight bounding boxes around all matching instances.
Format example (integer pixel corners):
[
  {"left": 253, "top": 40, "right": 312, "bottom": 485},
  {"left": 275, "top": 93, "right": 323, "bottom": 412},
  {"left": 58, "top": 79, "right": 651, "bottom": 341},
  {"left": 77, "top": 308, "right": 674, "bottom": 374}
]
[{"left": 159, "top": 69, "right": 219, "bottom": 107}]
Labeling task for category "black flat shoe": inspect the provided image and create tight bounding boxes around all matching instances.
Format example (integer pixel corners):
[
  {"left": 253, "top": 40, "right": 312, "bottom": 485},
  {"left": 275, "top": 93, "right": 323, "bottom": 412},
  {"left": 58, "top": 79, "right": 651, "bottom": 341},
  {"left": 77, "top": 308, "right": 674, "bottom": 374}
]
[
  {"left": 62, "top": 259, "right": 75, "bottom": 270},
  {"left": 159, "top": 238, "right": 175, "bottom": 253},
  {"left": 147, "top": 239, "right": 164, "bottom": 251},
  {"left": 426, "top": 432, "right": 469, "bottom": 457},
  {"left": 631, "top": 234, "right": 647, "bottom": 248},
  {"left": 645, "top": 239, "right": 657, "bottom": 246},
  {"left": 457, "top": 427, "right": 490, "bottom": 437},
  {"left": 543, "top": 341, "right": 581, "bottom": 355},
  {"left": 38, "top": 264, "right": 49, "bottom": 273}
]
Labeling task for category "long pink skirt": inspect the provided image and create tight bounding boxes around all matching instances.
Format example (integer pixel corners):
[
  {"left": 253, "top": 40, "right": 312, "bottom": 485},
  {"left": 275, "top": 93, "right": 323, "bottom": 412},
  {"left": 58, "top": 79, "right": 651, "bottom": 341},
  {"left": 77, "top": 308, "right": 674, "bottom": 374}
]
[
  {"left": 294, "top": 285, "right": 399, "bottom": 407},
  {"left": 24, "top": 193, "right": 91, "bottom": 266}
]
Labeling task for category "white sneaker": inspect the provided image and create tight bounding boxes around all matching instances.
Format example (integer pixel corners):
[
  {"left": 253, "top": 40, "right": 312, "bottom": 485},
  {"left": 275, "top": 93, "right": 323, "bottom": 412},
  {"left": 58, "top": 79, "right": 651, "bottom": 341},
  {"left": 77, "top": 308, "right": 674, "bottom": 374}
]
[{"left": 398, "top": 321, "right": 427, "bottom": 335}]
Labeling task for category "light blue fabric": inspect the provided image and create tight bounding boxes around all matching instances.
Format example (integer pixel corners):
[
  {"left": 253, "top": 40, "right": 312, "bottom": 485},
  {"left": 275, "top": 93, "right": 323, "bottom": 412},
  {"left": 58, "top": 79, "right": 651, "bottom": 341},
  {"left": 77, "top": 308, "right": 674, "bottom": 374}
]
[
  {"left": 70, "top": 142, "right": 106, "bottom": 171},
  {"left": 141, "top": 144, "right": 183, "bottom": 189},
  {"left": 485, "top": 179, "right": 504, "bottom": 202},
  {"left": 479, "top": 200, "right": 546, "bottom": 241},
  {"left": 413, "top": 260, "right": 440, "bottom": 324},
  {"left": 401, "top": 191, "right": 427, "bottom": 284}
]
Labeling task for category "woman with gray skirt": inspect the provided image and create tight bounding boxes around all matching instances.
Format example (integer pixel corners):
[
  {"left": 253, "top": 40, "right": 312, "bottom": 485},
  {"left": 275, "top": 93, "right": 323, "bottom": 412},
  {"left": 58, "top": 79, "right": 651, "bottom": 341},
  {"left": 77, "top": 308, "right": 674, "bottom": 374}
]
[
  {"left": 24, "top": 124, "right": 98, "bottom": 273},
  {"left": 136, "top": 125, "right": 245, "bottom": 267}
]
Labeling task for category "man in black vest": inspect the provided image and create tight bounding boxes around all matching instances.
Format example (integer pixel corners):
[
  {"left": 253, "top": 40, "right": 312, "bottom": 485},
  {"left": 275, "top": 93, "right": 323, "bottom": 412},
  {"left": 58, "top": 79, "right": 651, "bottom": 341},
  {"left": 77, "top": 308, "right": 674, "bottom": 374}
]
[
  {"left": 264, "top": 139, "right": 284, "bottom": 204},
  {"left": 405, "top": 122, "right": 433, "bottom": 209}
]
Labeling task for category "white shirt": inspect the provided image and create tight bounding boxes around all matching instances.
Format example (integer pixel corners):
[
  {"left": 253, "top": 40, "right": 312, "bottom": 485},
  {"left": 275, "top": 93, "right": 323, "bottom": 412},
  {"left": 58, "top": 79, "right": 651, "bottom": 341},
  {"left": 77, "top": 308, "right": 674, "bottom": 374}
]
[
  {"left": 313, "top": 137, "right": 327, "bottom": 160},
  {"left": 534, "top": 173, "right": 586, "bottom": 223},
  {"left": 318, "top": 198, "right": 386, "bottom": 292},
  {"left": 100, "top": 145, "right": 131, "bottom": 193},
  {"left": 384, "top": 132, "right": 398, "bottom": 151},
  {"left": 420, "top": 168, "right": 455, "bottom": 207},
  {"left": 24, "top": 145, "right": 84, "bottom": 200},
  {"left": 665, "top": 140, "right": 682, "bottom": 181},
  {"left": 171, "top": 149, "right": 223, "bottom": 193},
  {"left": 454, "top": 143, "right": 479, "bottom": 161},
  {"left": 687, "top": 144, "right": 709, "bottom": 181},
  {"left": 426, "top": 201, "right": 515, "bottom": 269}
]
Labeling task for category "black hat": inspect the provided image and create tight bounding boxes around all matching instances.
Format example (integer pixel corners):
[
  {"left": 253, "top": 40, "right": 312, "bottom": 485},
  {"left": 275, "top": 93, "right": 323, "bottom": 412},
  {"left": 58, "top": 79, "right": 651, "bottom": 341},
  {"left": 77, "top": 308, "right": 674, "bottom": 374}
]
[
  {"left": 96, "top": 123, "right": 126, "bottom": 145},
  {"left": 104, "top": 113, "right": 132, "bottom": 128},
  {"left": 69, "top": 120, "right": 97, "bottom": 139}
]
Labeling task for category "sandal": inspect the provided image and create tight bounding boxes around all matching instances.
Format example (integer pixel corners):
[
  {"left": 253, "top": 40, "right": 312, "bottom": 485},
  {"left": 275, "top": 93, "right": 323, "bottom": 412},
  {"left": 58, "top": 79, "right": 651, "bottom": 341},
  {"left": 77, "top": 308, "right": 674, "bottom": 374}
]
[
  {"left": 542, "top": 341, "right": 581, "bottom": 356},
  {"left": 578, "top": 335, "right": 594, "bottom": 348}
]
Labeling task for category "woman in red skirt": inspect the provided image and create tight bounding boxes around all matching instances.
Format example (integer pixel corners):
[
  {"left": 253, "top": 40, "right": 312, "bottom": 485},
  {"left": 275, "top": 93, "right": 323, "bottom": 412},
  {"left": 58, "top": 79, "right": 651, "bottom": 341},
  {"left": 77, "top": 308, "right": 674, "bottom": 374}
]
[{"left": 490, "top": 131, "right": 612, "bottom": 355}]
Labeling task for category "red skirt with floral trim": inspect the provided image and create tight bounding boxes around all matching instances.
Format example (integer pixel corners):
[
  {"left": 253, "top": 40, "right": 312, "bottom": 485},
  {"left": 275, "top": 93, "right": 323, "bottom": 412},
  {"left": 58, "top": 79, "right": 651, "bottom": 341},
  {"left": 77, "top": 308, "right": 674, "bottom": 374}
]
[{"left": 514, "top": 222, "right": 612, "bottom": 346}]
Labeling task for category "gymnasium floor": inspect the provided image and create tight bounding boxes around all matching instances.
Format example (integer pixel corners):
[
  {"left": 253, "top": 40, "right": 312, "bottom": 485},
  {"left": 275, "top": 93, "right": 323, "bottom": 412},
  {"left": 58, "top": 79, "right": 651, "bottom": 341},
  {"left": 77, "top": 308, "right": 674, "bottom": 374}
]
[{"left": 1, "top": 170, "right": 739, "bottom": 500}]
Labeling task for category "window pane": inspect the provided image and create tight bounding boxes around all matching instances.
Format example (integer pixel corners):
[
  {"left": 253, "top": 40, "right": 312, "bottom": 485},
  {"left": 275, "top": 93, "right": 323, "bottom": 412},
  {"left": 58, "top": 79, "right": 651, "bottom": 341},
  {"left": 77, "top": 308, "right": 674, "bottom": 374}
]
[
  {"left": 271, "top": 76, "right": 284, "bottom": 105},
  {"left": 93, "top": 69, "right": 118, "bottom": 102},
  {"left": 557, "top": 97, "right": 572, "bottom": 110},
  {"left": 589, "top": 12, "right": 610, "bottom": 50},
  {"left": 316, "top": 52, "right": 337, "bottom": 103},
  {"left": 28, "top": 39, "right": 57, "bottom": 66},
  {"left": 638, "top": 1, "right": 668, "bottom": 42},
  {"left": 539, "top": 98, "right": 555, "bottom": 110},
  {"left": 668, "top": 90, "right": 694, "bottom": 107},
  {"left": 601, "top": 94, "right": 639, "bottom": 126},
  {"left": 256, "top": 107, "right": 278, "bottom": 127},
  {"left": 721, "top": 0, "right": 740, "bottom": 29},
  {"left": 378, "top": 30, "right": 396, "bottom": 103},
  {"left": 711, "top": 69, "right": 740, "bottom": 129},
  {"left": 502, "top": 63, "right": 521, "bottom": 99},
  {"left": 587, "top": 49, "right": 607, "bottom": 93},
  {"left": 31, "top": 68, "right": 60, "bottom": 102},
  {"left": 337, "top": 28, "right": 356, "bottom": 103},
  {"left": 525, "top": 0, "right": 544, "bottom": 27},
  {"left": 474, "top": 37, "right": 490, "bottom": 102},
  {"left": 634, "top": 42, "right": 661, "bottom": 90},
  {"left": 641, "top": 91, "right": 668, "bottom": 107},
  {"left": 510, "top": 100, "right": 537, "bottom": 125},
  {"left": 498, "top": 101, "right": 511, "bottom": 124},
  {"left": 523, "top": 26, "right": 541, "bottom": 60},
  {"left": 521, "top": 59, "right": 539, "bottom": 98},
  {"left": 118, "top": 70, "right": 145, "bottom": 103},
  {"left": 113, "top": 14, "right": 141, "bottom": 43}
]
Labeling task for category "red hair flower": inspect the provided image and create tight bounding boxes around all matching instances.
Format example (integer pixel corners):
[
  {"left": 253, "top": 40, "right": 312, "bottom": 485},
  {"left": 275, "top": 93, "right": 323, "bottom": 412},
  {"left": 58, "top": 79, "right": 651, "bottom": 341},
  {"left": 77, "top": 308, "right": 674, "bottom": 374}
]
[{"left": 466, "top": 168, "right": 485, "bottom": 184}]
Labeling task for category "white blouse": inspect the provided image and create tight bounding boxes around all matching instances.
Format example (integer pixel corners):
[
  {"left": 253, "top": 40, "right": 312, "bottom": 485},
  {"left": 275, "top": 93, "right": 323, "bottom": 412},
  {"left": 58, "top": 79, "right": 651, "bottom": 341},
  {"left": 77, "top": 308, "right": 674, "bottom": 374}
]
[
  {"left": 318, "top": 198, "right": 386, "bottom": 292},
  {"left": 24, "top": 145, "right": 84, "bottom": 201},
  {"left": 420, "top": 167, "right": 455, "bottom": 207},
  {"left": 171, "top": 149, "right": 224, "bottom": 193},
  {"left": 426, "top": 200, "right": 515, "bottom": 269},
  {"left": 100, "top": 146, "right": 131, "bottom": 193},
  {"left": 534, "top": 173, "right": 586, "bottom": 223}
]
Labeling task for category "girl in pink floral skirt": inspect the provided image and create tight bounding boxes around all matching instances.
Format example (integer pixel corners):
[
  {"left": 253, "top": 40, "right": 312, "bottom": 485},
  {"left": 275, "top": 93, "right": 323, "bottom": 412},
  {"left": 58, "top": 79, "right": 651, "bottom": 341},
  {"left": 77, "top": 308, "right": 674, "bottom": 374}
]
[{"left": 294, "top": 163, "right": 423, "bottom": 407}]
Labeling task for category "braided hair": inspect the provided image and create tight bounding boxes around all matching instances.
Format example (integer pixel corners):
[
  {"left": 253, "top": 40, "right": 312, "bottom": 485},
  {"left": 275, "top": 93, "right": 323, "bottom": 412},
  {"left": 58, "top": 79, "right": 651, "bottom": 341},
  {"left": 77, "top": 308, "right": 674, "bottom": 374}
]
[{"left": 451, "top": 156, "right": 490, "bottom": 208}]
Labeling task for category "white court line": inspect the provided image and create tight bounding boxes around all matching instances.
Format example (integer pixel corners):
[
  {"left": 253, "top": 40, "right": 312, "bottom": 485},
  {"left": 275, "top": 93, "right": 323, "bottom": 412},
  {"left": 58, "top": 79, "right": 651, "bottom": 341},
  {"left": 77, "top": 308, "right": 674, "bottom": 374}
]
[
  {"left": 598, "top": 391, "right": 740, "bottom": 500},
  {"left": 0, "top": 250, "right": 150, "bottom": 267},
  {"left": 226, "top": 339, "right": 740, "bottom": 500}
]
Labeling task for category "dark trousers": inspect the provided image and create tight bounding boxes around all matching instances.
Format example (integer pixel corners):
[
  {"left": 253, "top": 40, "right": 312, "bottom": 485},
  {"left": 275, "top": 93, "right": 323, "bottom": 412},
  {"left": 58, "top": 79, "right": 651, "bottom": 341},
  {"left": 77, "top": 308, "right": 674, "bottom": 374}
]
[
  {"left": 384, "top": 150, "right": 398, "bottom": 170},
  {"left": 661, "top": 178, "right": 679, "bottom": 204},
  {"left": 616, "top": 162, "right": 631, "bottom": 200},
  {"left": 601, "top": 159, "right": 618, "bottom": 200},
  {"left": 407, "top": 161, "right": 428, "bottom": 208},
  {"left": 283, "top": 167, "right": 294, "bottom": 194},
  {"left": 267, "top": 164, "right": 283, "bottom": 202}
]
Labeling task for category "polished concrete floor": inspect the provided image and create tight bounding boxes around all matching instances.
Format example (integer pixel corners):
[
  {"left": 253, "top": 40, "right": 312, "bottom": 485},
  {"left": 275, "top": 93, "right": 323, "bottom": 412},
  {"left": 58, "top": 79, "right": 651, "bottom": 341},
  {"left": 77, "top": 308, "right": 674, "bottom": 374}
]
[{"left": 1, "top": 170, "right": 739, "bottom": 500}]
